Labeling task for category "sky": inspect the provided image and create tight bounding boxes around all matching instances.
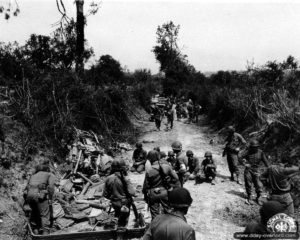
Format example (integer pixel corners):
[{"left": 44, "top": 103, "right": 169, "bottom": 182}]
[{"left": 1, "top": 0, "right": 300, "bottom": 74}]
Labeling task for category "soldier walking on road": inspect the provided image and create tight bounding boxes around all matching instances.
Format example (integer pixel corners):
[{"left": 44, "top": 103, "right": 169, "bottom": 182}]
[
  {"left": 223, "top": 126, "right": 246, "bottom": 184},
  {"left": 152, "top": 104, "right": 163, "bottom": 131},
  {"left": 241, "top": 140, "right": 269, "bottom": 205},
  {"left": 23, "top": 163, "right": 56, "bottom": 235},
  {"left": 143, "top": 150, "right": 179, "bottom": 220},
  {"left": 166, "top": 107, "right": 175, "bottom": 130},
  {"left": 103, "top": 159, "right": 136, "bottom": 226},
  {"left": 260, "top": 151, "right": 300, "bottom": 217},
  {"left": 131, "top": 143, "right": 147, "bottom": 173},
  {"left": 143, "top": 187, "right": 195, "bottom": 240}
]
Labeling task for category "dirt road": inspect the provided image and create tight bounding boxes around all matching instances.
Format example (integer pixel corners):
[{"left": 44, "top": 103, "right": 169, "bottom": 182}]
[{"left": 123, "top": 116, "right": 259, "bottom": 240}]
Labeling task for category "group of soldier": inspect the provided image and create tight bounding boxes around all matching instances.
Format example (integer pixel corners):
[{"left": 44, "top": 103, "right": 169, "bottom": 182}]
[
  {"left": 151, "top": 97, "right": 202, "bottom": 132},
  {"left": 21, "top": 121, "right": 300, "bottom": 238}
]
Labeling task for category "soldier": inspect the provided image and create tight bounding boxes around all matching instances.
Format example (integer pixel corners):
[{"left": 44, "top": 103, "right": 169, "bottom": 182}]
[
  {"left": 166, "top": 107, "right": 174, "bottom": 130},
  {"left": 167, "top": 151, "right": 176, "bottom": 169},
  {"left": 187, "top": 101, "right": 194, "bottom": 124},
  {"left": 193, "top": 104, "right": 202, "bottom": 123},
  {"left": 103, "top": 159, "right": 136, "bottom": 226},
  {"left": 143, "top": 150, "right": 179, "bottom": 220},
  {"left": 23, "top": 163, "right": 56, "bottom": 235},
  {"left": 223, "top": 126, "right": 246, "bottom": 184},
  {"left": 131, "top": 143, "right": 147, "bottom": 173},
  {"left": 260, "top": 151, "right": 300, "bottom": 217},
  {"left": 171, "top": 141, "right": 189, "bottom": 186},
  {"left": 241, "top": 140, "right": 269, "bottom": 205},
  {"left": 152, "top": 104, "right": 163, "bottom": 131},
  {"left": 143, "top": 187, "right": 195, "bottom": 240},
  {"left": 201, "top": 151, "right": 217, "bottom": 184},
  {"left": 186, "top": 150, "right": 200, "bottom": 180},
  {"left": 243, "top": 201, "right": 286, "bottom": 238}
]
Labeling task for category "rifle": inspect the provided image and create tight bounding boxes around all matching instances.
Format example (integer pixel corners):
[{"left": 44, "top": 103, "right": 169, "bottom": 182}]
[{"left": 119, "top": 171, "right": 145, "bottom": 228}]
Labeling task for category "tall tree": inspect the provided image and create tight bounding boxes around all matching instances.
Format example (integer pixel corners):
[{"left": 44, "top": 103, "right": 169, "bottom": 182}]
[{"left": 75, "top": 0, "right": 85, "bottom": 73}]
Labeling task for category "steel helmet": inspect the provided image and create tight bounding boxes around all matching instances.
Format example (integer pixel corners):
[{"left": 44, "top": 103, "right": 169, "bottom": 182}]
[
  {"left": 147, "top": 150, "right": 159, "bottom": 163},
  {"left": 228, "top": 126, "right": 235, "bottom": 133},
  {"left": 186, "top": 150, "right": 194, "bottom": 157},
  {"left": 168, "top": 188, "right": 193, "bottom": 208},
  {"left": 171, "top": 141, "right": 182, "bottom": 151},
  {"left": 168, "top": 151, "right": 175, "bottom": 156},
  {"left": 249, "top": 140, "right": 259, "bottom": 148},
  {"left": 136, "top": 142, "right": 143, "bottom": 149},
  {"left": 160, "top": 151, "right": 167, "bottom": 159},
  {"left": 204, "top": 151, "right": 212, "bottom": 157},
  {"left": 111, "top": 159, "right": 126, "bottom": 172}
]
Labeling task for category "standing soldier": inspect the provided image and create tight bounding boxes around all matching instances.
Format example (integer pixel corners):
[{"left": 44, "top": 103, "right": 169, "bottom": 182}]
[
  {"left": 103, "top": 159, "right": 136, "bottom": 226},
  {"left": 143, "top": 187, "right": 195, "bottom": 240},
  {"left": 223, "top": 126, "right": 247, "bottom": 184},
  {"left": 193, "top": 104, "right": 202, "bottom": 123},
  {"left": 187, "top": 100, "right": 194, "bottom": 124},
  {"left": 143, "top": 150, "right": 179, "bottom": 220},
  {"left": 185, "top": 150, "right": 200, "bottom": 180},
  {"left": 171, "top": 141, "right": 189, "bottom": 186},
  {"left": 131, "top": 143, "right": 147, "bottom": 173},
  {"left": 241, "top": 140, "right": 269, "bottom": 205},
  {"left": 23, "top": 163, "right": 56, "bottom": 235},
  {"left": 152, "top": 104, "right": 163, "bottom": 131},
  {"left": 260, "top": 151, "right": 300, "bottom": 217},
  {"left": 201, "top": 151, "right": 217, "bottom": 184},
  {"left": 166, "top": 107, "right": 175, "bottom": 130}
]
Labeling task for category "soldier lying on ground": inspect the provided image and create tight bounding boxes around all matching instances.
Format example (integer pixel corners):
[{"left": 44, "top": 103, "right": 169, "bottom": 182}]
[
  {"left": 131, "top": 143, "right": 147, "bottom": 173},
  {"left": 143, "top": 187, "right": 195, "bottom": 240}
]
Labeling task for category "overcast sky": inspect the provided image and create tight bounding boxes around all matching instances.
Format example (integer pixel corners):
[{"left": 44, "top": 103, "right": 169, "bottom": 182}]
[{"left": 1, "top": 0, "right": 300, "bottom": 73}]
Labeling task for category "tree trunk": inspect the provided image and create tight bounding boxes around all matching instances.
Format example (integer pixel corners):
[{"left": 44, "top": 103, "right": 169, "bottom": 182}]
[{"left": 75, "top": 0, "right": 84, "bottom": 73}]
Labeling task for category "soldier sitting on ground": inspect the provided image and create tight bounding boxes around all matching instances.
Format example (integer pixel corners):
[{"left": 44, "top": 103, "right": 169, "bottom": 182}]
[
  {"left": 201, "top": 151, "right": 217, "bottom": 185},
  {"left": 143, "top": 187, "right": 195, "bottom": 240},
  {"left": 186, "top": 150, "right": 200, "bottom": 180},
  {"left": 166, "top": 151, "right": 177, "bottom": 169},
  {"left": 131, "top": 143, "right": 147, "bottom": 173}
]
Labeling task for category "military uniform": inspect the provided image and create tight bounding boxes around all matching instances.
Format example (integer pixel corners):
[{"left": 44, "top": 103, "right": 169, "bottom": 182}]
[
  {"left": 25, "top": 170, "right": 56, "bottom": 233},
  {"left": 103, "top": 172, "right": 135, "bottom": 218},
  {"left": 143, "top": 211, "right": 195, "bottom": 240},
  {"left": 166, "top": 108, "right": 174, "bottom": 129},
  {"left": 241, "top": 149, "right": 269, "bottom": 199},
  {"left": 201, "top": 158, "right": 217, "bottom": 181},
  {"left": 187, "top": 156, "right": 200, "bottom": 180},
  {"left": 143, "top": 161, "right": 179, "bottom": 220},
  {"left": 131, "top": 148, "right": 147, "bottom": 173},
  {"left": 224, "top": 132, "right": 246, "bottom": 179},
  {"left": 152, "top": 107, "right": 162, "bottom": 130},
  {"left": 261, "top": 164, "right": 299, "bottom": 217},
  {"left": 175, "top": 151, "right": 189, "bottom": 186}
]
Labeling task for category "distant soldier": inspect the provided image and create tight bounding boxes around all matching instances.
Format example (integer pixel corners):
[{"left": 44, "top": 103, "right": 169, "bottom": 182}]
[
  {"left": 223, "top": 126, "right": 246, "bottom": 184},
  {"left": 260, "top": 151, "right": 300, "bottom": 217},
  {"left": 201, "top": 151, "right": 217, "bottom": 184},
  {"left": 131, "top": 143, "right": 147, "bottom": 173},
  {"left": 143, "top": 150, "right": 179, "bottom": 220},
  {"left": 171, "top": 141, "right": 189, "bottom": 186},
  {"left": 152, "top": 104, "right": 163, "bottom": 131},
  {"left": 193, "top": 104, "right": 202, "bottom": 123},
  {"left": 187, "top": 101, "right": 194, "bottom": 123},
  {"left": 103, "top": 159, "right": 136, "bottom": 226},
  {"left": 166, "top": 107, "right": 175, "bottom": 130},
  {"left": 23, "top": 163, "right": 56, "bottom": 235},
  {"left": 143, "top": 187, "right": 195, "bottom": 240},
  {"left": 241, "top": 140, "right": 269, "bottom": 205},
  {"left": 185, "top": 150, "right": 200, "bottom": 180}
]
